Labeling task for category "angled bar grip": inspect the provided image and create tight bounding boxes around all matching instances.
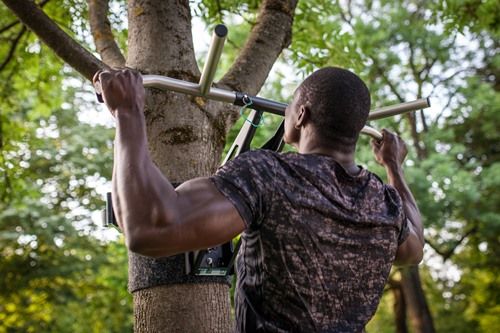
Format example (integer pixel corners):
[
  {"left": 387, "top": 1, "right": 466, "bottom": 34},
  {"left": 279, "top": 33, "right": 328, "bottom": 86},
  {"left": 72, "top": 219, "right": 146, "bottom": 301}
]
[
  {"left": 368, "top": 98, "right": 430, "bottom": 120},
  {"left": 362, "top": 98, "right": 431, "bottom": 140}
]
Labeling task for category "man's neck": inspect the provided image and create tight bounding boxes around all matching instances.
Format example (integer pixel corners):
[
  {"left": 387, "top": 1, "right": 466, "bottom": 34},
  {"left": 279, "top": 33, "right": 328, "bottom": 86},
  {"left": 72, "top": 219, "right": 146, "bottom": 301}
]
[{"left": 297, "top": 137, "right": 360, "bottom": 176}]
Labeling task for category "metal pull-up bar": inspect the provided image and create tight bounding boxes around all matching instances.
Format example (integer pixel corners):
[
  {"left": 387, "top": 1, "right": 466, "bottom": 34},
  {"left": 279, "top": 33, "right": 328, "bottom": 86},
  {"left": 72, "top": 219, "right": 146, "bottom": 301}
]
[{"left": 95, "top": 24, "right": 431, "bottom": 140}]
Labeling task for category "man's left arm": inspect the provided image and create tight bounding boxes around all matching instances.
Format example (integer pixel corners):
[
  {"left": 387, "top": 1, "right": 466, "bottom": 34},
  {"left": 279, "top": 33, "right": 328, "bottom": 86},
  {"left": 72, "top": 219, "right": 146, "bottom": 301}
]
[{"left": 96, "top": 69, "right": 245, "bottom": 257}]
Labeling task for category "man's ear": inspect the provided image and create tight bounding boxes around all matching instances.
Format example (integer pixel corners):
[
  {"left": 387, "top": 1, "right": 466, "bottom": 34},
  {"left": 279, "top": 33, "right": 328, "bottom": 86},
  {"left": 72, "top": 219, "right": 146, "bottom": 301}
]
[{"left": 295, "top": 104, "right": 309, "bottom": 128}]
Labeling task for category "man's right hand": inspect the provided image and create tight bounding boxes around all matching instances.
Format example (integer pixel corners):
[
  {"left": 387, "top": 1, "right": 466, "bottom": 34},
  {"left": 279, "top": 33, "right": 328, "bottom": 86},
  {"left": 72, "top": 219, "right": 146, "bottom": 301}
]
[
  {"left": 371, "top": 129, "right": 408, "bottom": 168},
  {"left": 93, "top": 69, "right": 145, "bottom": 117}
]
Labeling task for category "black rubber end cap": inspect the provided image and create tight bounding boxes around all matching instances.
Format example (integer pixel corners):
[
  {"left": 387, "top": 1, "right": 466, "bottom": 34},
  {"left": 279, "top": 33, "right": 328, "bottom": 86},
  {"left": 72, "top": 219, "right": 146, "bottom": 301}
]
[
  {"left": 426, "top": 97, "right": 431, "bottom": 107},
  {"left": 214, "top": 24, "right": 228, "bottom": 38}
]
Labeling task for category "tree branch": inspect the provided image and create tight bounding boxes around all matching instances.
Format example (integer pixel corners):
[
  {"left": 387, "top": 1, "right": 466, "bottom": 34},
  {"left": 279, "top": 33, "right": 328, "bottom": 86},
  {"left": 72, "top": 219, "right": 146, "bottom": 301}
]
[
  {"left": 0, "top": 26, "right": 26, "bottom": 72},
  {"left": 1, "top": 0, "right": 107, "bottom": 81},
  {"left": 219, "top": 0, "right": 298, "bottom": 95},
  {"left": 0, "top": 0, "right": 50, "bottom": 34},
  {"left": 408, "top": 41, "right": 420, "bottom": 83},
  {"left": 0, "top": 20, "right": 19, "bottom": 35},
  {"left": 88, "top": 0, "right": 126, "bottom": 68},
  {"left": 425, "top": 226, "right": 477, "bottom": 262},
  {"left": 337, "top": 0, "right": 353, "bottom": 25},
  {"left": 429, "top": 68, "right": 470, "bottom": 96},
  {"left": 375, "top": 64, "right": 405, "bottom": 103}
]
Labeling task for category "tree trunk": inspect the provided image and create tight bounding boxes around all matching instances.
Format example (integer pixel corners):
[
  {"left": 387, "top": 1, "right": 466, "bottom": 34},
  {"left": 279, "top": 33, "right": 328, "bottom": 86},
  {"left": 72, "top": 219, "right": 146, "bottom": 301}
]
[
  {"left": 134, "top": 284, "right": 232, "bottom": 332},
  {"left": 126, "top": 1, "right": 231, "bottom": 331},
  {"left": 125, "top": 1, "right": 297, "bottom": 332},
  {"left": 400, "top": 266, "right": 435, "bottom": 333},
  {"left": 392, "top": 282, "right": 408, "bottom": 333}
]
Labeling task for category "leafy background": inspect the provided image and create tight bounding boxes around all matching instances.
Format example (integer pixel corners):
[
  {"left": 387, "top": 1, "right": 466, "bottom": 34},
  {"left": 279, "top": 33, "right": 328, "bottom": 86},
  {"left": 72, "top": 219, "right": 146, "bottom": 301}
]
[{"left": 1, "top": 0, "right": 499, "bottom": 332}]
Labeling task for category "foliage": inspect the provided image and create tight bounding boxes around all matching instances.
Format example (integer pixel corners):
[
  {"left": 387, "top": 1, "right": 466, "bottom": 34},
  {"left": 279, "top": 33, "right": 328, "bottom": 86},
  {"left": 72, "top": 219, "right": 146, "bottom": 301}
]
[
  {"left": 0, "top": 2, "right": 131, "bottom": 332},
  {"left": 1, "top": 0, "right": 499, "bottom": 332}
]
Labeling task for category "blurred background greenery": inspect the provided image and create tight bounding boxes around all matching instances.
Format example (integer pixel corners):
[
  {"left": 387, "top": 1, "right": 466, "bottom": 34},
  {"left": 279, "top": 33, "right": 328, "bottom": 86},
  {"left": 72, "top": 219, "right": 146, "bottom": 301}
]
[{"left": 0, "top": 0, "right": 498, "bottom": 332}]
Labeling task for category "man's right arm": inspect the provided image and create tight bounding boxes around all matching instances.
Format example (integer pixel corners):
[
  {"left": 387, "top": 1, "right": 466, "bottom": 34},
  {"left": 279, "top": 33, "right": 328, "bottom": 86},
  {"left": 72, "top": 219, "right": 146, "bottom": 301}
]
[{"left": 372, "top": 129, "right": 424, "bottom": 266}]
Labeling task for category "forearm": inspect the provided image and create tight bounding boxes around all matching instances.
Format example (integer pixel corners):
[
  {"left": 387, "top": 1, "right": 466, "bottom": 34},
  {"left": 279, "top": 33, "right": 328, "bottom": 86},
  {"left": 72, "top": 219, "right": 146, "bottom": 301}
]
[
  {"left": 111, "top": 142, "right": 123, "bottom": 230},
  {"left": 385, "top": 163, "right": 424, "bottom": 245},
  {"left": 112, "top": 108, "right": 177, "bottom": 244}
]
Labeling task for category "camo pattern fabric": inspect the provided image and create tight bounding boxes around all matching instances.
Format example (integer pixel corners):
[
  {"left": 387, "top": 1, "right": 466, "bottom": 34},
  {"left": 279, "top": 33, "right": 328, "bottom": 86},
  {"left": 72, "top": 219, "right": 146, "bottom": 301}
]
[{"left": 210, "top": 150, "right": 409, "bottom": 333}]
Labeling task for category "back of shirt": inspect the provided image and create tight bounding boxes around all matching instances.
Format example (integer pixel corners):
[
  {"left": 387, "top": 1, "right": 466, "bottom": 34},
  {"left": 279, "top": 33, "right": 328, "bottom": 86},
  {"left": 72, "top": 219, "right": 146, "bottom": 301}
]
[{"left": 211, "top": 150, "right": 408, "bottom": 333}]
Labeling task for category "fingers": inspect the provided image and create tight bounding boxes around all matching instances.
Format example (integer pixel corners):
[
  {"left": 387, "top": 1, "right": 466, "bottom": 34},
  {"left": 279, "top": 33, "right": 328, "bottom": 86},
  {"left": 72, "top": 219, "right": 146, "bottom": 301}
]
[
  {"left": 96, "top": 69, "right": 137, "bottom": 96},
  {"left": 94, "top": 68, "right": 139, "bottom": 84},
  {"left": 371, "top": 129, "right": 387, "bottom": 149},
  {"left": 92, "top": 70, "right": 103, "bottom": 85},
  {"left": 370, "top": 137, "right": 382, "bottom": 150}
]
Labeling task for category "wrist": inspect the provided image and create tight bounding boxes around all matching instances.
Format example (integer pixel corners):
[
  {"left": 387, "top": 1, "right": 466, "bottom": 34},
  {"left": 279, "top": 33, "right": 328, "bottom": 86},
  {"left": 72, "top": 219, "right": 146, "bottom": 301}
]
[
  {"left": 115, "top": 106, "right": 147, "bottom": 143},
  {"left": 115, "top": 105, "right": 144, "bottom": 120},
  {"left": 113, "top": 103, "right": 144, "bottom": 116}
]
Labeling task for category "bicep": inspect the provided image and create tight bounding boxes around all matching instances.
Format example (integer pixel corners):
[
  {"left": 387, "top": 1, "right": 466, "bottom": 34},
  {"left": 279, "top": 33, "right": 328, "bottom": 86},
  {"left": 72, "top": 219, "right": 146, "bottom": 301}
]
[{"left": 133, "top": 177, "right": 246, "bottom": 257}]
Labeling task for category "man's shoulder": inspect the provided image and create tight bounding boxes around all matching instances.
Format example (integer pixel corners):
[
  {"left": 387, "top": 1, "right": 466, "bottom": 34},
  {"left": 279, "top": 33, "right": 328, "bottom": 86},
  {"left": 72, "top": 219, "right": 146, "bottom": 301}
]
[
  {"left": 232, "top": 149, "right": 281, "bottom": 166},
  {"left": 216, "top": 149, "right": 280, "bottom": 180},
  {"left": 239, "top": 149, "right": 279, "bottom": 158}
]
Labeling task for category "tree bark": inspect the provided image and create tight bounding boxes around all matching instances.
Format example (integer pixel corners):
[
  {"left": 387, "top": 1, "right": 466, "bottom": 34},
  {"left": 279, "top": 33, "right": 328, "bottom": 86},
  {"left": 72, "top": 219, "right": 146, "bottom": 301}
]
[
  {"left": 134, "top": 284, "right": 231, "bottom": 333},
  {"left": 88, "top": 0, "right": 126, "bottom": 68}
]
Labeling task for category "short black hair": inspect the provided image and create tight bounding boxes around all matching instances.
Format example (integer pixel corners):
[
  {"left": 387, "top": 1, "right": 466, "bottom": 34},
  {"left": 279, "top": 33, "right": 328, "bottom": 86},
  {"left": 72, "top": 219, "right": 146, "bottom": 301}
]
[{"left": 298, "top": 67, "right": 371, "bottom": 148}]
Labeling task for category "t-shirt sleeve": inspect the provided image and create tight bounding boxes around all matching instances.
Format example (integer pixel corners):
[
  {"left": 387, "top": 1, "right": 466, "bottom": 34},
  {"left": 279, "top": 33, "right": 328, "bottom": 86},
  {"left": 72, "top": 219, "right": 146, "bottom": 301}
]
[
  {"left": 384, "top": 184, "right": 410, "bottom": 245},
  {"left": 210, "top": 150, "right": 276, "bottom": 230}
]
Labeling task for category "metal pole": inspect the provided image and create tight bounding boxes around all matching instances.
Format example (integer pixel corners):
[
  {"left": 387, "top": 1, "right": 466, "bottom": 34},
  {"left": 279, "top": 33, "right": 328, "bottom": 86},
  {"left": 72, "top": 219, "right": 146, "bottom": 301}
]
[
  {"left": 368, "top": 98, "right": 430, "bottom": 120},
  {"left": 142, "top": 74, "right": 236, "bottom": 103},
  {"left": 199, "top": 24, "right": 228, "bottom": 96},
  {"left": 96, "top": 25, "right": 431, "bottom": 141},
  {"left": 362, "top": 98, "right": 431, "bottom": 140},
  {"left": 143, "top": 74, "right": 430, "bottom": 121}
]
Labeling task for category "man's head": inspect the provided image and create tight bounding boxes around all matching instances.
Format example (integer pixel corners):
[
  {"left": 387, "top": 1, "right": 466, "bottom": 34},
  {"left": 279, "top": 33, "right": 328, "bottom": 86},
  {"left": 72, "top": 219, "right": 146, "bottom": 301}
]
[{"left": 284, "top": 67, "right": 371, "bottom": 151}]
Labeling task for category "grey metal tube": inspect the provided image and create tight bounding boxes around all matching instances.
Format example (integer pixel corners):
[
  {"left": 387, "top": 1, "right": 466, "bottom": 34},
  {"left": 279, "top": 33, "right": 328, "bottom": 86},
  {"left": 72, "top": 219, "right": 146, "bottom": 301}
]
[
  {"left": 362, "top": 98, "right": 430, "bottom": 140},
  {"left": 368, "top": 98, "right": 430, "bottom": 120},
  {"left": 143, "top": 72, "right": 430, "bottom": 122},
  {"left": 199, "top": 24, "right": 228, "bottom": 96},
  {"left": 142, "top": 75, "right": 236, "bottom": 103},
  {"left": 141, "top": 74, "right": 430, "bottom": 141}
]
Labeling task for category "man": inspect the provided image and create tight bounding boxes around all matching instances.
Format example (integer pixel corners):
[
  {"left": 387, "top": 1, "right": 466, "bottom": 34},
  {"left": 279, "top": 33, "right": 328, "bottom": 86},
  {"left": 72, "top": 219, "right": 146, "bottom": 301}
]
[{"left": 95, "top": 67, "right": 424, "bottom": 332}]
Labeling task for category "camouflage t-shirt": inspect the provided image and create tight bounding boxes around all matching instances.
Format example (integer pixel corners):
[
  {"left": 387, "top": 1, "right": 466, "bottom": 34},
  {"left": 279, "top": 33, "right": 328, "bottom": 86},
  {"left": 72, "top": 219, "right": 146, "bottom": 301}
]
[{"left": 210, "top": 150, "right": 409, "bottom": 333}]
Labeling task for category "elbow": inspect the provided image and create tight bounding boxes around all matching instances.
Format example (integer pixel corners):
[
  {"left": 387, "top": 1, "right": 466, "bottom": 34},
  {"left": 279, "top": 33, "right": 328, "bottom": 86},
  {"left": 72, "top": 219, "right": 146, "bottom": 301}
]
[
  {"left": 126, "top": 235, "right": 147, "bottom": 256},
  {"left": 121, "top": 203, "right": 180, "bottom": 258},
  {"left": 124, "top": 225, "right": 177, "bottom": 258},
  {"left": 125, "top": 228, "right": 158, "bottom": 257}
]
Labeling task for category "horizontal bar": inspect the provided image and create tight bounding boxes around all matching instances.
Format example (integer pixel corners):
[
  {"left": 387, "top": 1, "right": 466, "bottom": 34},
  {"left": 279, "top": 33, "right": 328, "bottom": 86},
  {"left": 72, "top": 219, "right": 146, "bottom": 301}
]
[
  {"left": 234, "top": 92, "right": 287, "bottom": 116},
  {"left": 140, "top": 74, "right": 430, "bottom": 142},
  {"left": 368, "top": 98, "right": 430, "bottom": 120},
  {"left": 199, "top": 24, "right": 227, "bottom": 96},
  {"left": 142, "top": 75, "right": 236, "bottom": 103}
]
